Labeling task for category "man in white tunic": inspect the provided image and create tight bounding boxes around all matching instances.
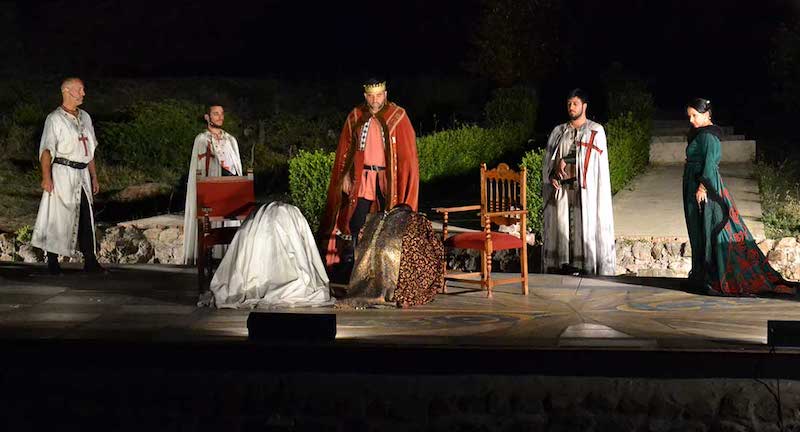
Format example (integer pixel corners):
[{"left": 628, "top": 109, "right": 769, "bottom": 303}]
[
  {"left": 182, "top": 104, "right": 243, "bottom": 265},
  {"left": 31, "top": 77, "right": 106, "bottom": 274},
  {"left": 542, "top": 88, "right": 615, "bottom": 275}
]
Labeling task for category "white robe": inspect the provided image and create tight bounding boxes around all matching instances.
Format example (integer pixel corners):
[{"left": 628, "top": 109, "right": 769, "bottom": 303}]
[
  {"left": 31, "top": 107, "right": 98, "bottom": 257},
  {"left": 542, "top": 120, "right": 615, "bottom": 275},
  {"left": 182, "top": 130, "right": 243, "bottom": 265},
  {"left": 208, "top": 202, "right": 333, "bottom": 308}
]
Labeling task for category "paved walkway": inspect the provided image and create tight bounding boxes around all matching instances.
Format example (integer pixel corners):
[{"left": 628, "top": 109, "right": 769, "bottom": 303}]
[
  {"left": 613, "top": 119, "right": 763, "bottom": 241},
  {"left": 613, "top": 163, "right": 764, "bottom": 240}
]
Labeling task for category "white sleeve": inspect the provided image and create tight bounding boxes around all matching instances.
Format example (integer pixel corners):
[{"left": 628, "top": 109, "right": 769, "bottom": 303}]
[{"left": 39, "top": 115, "right": 58, "bottom": 159}]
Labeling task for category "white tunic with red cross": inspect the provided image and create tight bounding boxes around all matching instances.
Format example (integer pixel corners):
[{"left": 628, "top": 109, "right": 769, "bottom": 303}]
[
  {"left": 541, "top": 119, "right": 616, "bottom": 275},
  {"left": 31, "top": 107, "right": 98, "bottom": 257},
  {"left": 182, "top": 130, "right": 243, "bottom": 265}
]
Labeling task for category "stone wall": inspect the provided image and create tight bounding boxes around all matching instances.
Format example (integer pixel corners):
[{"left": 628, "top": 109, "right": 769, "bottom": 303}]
[
  {"left": 3, "top": 369, "right": 800, "bottom": 432},
  {"left": 447, "top": 236, "right": 800, "bottom": 281},
  {"left": 3, "top": 227, "right": 800, "bottom": 282},
  {"left": 0, "top": 224, "right": 184, "bottom": 265}
]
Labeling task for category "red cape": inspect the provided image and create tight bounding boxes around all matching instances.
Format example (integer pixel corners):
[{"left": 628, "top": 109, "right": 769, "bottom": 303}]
[{"left": 317, "top": 102, "right": 419, "bottom": 268}]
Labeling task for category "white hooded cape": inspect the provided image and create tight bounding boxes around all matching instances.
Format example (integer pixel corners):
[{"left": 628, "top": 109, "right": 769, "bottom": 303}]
[
  {"left": 182, "top": 130, "right": 243, "bottom": 265},
  {"left": 541, "top": 120, "right": 615, "bottom": 275}
]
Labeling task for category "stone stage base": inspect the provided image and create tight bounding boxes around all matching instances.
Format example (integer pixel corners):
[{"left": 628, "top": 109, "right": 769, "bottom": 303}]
[{"left": 3, "top": 262, "right": 800, "bottom": 431}]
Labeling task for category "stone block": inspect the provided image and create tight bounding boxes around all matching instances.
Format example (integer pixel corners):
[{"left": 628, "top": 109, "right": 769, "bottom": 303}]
[
  {"left": 758, "top": 239, "right": 775, "bottom": 256},
  {"left": 767, "top": 249, "right": 785, "bottom": 265},
  {"left": 143, "top": 228, "right": 161, "bottom": 242},
  {"left": 98, "top": 226, "right": 154, "bottom": 264},
  {"left": 668, "top": 259, "right": 691, "bottom": 275},
  {"left": 0, "top": 233, "right": 16, "bottom": 256},
  {"left": 616, "top": 242, "right": 633, "bottom": 261},
  {"left": 17, "top": 244, "right": 43, "bottom": 263},
  {"left": 783, "top": 263, "right": 800, "bottom": 281},
  {"left": 159, "top": 228, "right": 181, "bottom": 244},
  {"left": 718, "top": 391, "right": 752, "bottom": 422},
  {"left": 652, "top": 242, "right": 665, "bottom": 260},
  {"left": 666, "top": 242, "right": 682, "bottom": 258},
  {"left": 632, "top": 241, "right": 652, "bottom": 261},
  {"left": 682, "top": 241, "right": 692, "bottom": 257},
  {"left": 777, "top": 237, "right": 797, "bottom": 249}
]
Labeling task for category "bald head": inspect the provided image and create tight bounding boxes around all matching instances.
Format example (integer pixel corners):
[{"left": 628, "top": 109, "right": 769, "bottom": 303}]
[
  {"left": 61, "top": 77, "right": 82, "bottom": 91},
  {"left": 60, "top": 77, "right": 85, "bottom": 109}
]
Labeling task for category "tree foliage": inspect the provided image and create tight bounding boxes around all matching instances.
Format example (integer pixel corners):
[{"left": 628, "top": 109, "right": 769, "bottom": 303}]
[{"left": 467, "top": 0, "right": 563, "bottom": 86}]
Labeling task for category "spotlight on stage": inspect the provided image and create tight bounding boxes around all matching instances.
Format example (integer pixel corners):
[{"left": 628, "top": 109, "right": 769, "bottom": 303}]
[
  {"left": 247, "top": 312, "right": 337, "bottom": 341},
  {"left": 767, "top": 320, "right": 800, "bottom": 347}
]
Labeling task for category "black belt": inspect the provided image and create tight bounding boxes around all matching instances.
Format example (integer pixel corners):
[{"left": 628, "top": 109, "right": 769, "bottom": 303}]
[
  {"left": 53, "top": 157, "right": 88, "bottom": 169},
  {"left": 363, "top": 165, "right": 386, "bottom": 172}
]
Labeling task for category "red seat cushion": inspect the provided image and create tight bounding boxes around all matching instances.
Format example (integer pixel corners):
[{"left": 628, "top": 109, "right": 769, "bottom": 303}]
[{"left": 444, "top": 232, "right": 523, "bottom": 250}]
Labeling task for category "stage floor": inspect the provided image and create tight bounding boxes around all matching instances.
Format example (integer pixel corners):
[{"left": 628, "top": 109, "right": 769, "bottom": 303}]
[{"left": 1, "top": 262, "right": 799, "bottom": 351}]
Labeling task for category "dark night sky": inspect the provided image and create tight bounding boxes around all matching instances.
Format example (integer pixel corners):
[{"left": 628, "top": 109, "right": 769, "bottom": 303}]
[{"left": 5, "top": 0, "right": 799, "bottom": 116}]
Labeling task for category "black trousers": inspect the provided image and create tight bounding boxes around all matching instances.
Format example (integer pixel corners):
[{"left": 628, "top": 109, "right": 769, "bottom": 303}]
[
  {"left": 347, "top": 181, "right": 386, "bottom": 254},
  {"left": 48, "top": 189, "right": 97, "bottom": 266}
]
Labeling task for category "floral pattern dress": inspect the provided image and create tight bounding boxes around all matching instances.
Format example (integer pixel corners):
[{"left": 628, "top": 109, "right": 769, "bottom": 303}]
[{"left": 683, "top": 126, "right": 795, "bottom": 296}]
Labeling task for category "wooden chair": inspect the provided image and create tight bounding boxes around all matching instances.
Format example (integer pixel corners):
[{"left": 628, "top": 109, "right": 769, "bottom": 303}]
[
  {"left": 196, "top": 171, "right": 256, "bottom": 292},
  {"left": 434, "top": 163, "right": 528, "bottom": 298}
]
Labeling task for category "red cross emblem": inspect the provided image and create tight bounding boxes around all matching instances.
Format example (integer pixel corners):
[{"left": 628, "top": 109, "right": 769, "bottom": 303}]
[
  {"left": 78, "top": 134, "right": 89, "bottom": 156},
  {"left": 197, "top": 143, "right": 214, "bottom": 176},
  {"left": 577, "top": 130, "right": 602, "bottom": 189}
]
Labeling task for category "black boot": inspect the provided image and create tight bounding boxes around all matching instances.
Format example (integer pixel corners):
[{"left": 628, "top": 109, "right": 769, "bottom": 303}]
[
  {"left": 83, "top": 255, "right": 109, "bottom": 274},
  {"left": 46, "top": 252, "right": 62, "bottom": 275}
]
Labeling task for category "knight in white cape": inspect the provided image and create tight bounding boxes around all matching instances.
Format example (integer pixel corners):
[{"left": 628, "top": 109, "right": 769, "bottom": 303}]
[
  {"left": 541, "top": 89, "right": 615, "bottom": 275},
  {"left": 182, "top": 103, "right": 243, "bottom": 265},
  {"left": 203, "top": 202, "right": 334, "bottom": 308},
  {"left": 31, "top": 77, "right": 106, "bottom": 274}
]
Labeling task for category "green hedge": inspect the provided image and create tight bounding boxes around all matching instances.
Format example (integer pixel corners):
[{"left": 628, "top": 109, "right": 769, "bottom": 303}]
[
  {"left": 520, "top": 147, "right": 546, "bottom": 237},
  {"left": 606, "top": 112, "right": 651, "bottom": 194},
  {"left": 288, "top": 149, "right": 334, "bottom": 232},
  {"left": 605, "top": 73, "right": 654, "bottom": 194},
  {"left": 98, "top": 99, "right": 241, "bottom": 184},
  {"left": 484, "top": 85, "right": 537, "bottom": 134},
  {"left": 417, "top": 124, "right": 528, "bottom": 183}
]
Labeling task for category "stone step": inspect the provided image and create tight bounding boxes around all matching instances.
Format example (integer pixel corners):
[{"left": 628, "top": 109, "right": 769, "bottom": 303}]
[
  {"left": 652, "top": 119, "right": 690, "bottom": 129},
  {"left": 652, "top": 126, "right": 735, "bottom": 136},
  {"left": 649, "top": 140, "right": 755, "bottom": 164},
  {"left": 651, "top": 135, "right": 745, "bottom": 143}
]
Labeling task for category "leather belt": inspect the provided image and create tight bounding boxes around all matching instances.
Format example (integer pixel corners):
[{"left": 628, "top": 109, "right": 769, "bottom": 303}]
[
  {"left": 363, "top": 165, "right": 386, "bottom": 172},
  {"left": 53, "top": 157, "right": 88, "bottom": 169},
  {"left": 559, "top": 177, "right": 577, "bottom": 186}
]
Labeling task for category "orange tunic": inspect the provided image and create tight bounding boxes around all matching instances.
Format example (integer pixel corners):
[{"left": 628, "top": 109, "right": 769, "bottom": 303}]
[
  {"left": 318, "top": 102, "right": 419, "bottom": 268},
  {"left": 358, "top": 119, "right": 387, "bottom": 201}
]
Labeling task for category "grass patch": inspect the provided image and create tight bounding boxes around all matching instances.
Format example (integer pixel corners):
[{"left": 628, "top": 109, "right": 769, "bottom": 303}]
[
  {"left": 0, "top": 159, "right": 43, "bottom": 232},
  {"left": 755, "top": 160, "right": 800, "bottom": 238}
]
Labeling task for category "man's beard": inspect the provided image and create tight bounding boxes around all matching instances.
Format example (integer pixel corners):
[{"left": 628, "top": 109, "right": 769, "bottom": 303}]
[
  {"left": 568, "top": 109, "right": 583, "bottom": 121},
  {"left": 369, "top": 101, "right": 386, "bottom": 112},
  {"left": 208, "top": 120, "right": 223, "bottom": 129}
]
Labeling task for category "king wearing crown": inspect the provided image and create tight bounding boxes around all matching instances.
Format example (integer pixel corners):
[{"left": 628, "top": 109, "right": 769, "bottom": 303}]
[{"left": 318, "top": 77, "right": 419, "bottom": 281}]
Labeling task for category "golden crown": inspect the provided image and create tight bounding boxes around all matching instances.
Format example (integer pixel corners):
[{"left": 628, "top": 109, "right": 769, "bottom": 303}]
[{"left": 363, "top": 81, "right": 386, "bottom": 94}]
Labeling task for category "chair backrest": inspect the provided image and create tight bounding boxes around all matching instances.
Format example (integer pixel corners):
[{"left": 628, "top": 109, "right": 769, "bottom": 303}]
[
  {"left": 480, "top": 163, "right": 527, "bottom": 226},
  {"left": 196, "top": 176, "right": 255, "bottom": 219}
]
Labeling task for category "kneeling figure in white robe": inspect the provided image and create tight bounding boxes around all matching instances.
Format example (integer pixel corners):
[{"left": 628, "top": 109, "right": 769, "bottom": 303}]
[{"left": 204, "top": 202, "right": 334, "bottom": 308}]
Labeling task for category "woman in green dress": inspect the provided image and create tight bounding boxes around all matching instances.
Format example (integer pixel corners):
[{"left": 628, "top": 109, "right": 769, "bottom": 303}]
[{"left": 683, "top": 98, "right": 796, "bottom": 296}]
